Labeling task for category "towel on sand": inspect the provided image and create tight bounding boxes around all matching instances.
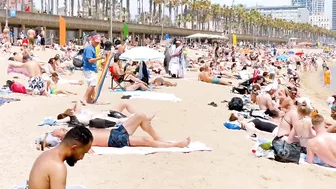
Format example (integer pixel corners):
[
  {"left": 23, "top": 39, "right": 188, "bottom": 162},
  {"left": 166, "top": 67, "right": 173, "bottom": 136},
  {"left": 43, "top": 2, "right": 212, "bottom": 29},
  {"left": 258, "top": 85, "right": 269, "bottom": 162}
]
[
  {"left": 92, "top": 141, "right": 211, "bottom": 155},
  {"left": 122, "top": 91, "right": 181, "bottom": 102}
]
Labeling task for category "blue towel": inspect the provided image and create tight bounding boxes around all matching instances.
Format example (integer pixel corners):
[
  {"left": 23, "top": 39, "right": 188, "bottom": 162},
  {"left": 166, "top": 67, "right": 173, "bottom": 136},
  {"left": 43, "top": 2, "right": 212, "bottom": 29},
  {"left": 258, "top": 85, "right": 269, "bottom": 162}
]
[
  {"left": 0, "top": 88, "right": 12, "bottom": 94},
  {"left": 39, "top": 119, "right": 57, "bottom": 126},
  {"left": 224, "top": 121, "right": 241, "bottom": 130}
]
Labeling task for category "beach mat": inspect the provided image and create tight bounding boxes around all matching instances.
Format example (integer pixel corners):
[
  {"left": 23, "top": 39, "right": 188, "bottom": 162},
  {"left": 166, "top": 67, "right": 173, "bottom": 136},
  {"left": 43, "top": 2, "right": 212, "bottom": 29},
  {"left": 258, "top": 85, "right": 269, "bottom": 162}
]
[
  {"left": 92, "top": 141, "right": 211, "bottom": 155},
  {"left": 121, "top": 91, "right": 181, "bottom": 102}
]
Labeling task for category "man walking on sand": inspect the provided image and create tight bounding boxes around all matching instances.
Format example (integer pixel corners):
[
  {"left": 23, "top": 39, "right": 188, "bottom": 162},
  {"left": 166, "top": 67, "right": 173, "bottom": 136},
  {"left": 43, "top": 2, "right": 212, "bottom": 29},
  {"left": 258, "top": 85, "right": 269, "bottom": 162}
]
[
  {"left": 28, "top": 126, "right": 93, "bottom": 189},
  {"left": 81, "top": 35, "right": 104, "bottom": 104}
]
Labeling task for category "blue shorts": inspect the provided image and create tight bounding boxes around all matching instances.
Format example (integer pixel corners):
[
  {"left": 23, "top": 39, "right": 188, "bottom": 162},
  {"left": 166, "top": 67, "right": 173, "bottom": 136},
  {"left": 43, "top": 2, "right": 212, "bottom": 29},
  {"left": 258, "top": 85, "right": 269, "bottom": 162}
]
[
  {"left": 211, "top": 78, "right": 220, "bottom": 84},
  {"left": 108, "top": 124, "right": 130, "bottom": 148}
]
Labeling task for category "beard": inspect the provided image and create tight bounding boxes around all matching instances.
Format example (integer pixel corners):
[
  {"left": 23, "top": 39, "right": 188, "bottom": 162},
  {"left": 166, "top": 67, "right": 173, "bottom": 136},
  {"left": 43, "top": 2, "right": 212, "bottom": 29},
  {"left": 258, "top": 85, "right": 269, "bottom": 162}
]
[{"left": 66, "top": 157, "right": 77, "bottom": 167}]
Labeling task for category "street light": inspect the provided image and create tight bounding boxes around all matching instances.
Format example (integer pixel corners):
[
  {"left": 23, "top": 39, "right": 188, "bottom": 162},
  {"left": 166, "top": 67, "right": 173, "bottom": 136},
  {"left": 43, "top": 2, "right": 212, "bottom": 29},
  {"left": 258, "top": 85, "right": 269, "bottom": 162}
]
[{"left": 161, "top": 2, "right": 164, "bottom": 41}]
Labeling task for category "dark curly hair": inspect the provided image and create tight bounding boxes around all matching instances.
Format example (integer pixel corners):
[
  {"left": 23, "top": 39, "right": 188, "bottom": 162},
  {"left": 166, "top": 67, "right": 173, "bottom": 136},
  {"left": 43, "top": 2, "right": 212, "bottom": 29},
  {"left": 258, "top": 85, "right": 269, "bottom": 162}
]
[{"left": 63, "top": 126, "right": 93, "bottom": 146}]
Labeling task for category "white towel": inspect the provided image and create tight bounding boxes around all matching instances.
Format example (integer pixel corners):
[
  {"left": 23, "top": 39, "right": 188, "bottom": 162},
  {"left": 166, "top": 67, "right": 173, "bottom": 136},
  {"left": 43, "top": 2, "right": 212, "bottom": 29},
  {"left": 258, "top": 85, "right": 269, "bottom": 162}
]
[
  {"left": 123, "top": 91, "right": 181, "bottom": 102},
  {"left": 92, "top": 142, "right": 211, "bottom": 155}
]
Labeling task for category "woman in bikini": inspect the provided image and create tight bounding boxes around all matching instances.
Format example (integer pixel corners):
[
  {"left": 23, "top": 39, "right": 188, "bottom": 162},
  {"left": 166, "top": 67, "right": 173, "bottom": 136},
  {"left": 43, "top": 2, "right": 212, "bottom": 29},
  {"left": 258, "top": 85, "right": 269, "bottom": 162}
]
[
  {"left": 57, "top": 101, "right": 155, "bottom": 126},
  {"left": 286, "top": 99, "right": 316, "bottom": 153}
]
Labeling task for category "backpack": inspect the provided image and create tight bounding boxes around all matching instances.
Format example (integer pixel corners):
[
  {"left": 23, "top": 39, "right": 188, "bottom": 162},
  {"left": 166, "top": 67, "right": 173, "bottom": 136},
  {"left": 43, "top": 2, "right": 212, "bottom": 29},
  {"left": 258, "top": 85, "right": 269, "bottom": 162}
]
[
  {"left": 89, "top": 118, "right": 116, "bottom": 128},
  {"left": 228, "top": 97, "right": 244, "bottom": 111}
]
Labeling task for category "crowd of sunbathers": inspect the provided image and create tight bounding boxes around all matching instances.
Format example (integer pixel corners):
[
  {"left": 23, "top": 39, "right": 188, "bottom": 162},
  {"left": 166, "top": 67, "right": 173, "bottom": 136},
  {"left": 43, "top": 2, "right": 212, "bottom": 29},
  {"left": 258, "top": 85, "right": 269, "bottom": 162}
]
[{"left": 208, "top": 44, "right": 336, "bottom": 167}]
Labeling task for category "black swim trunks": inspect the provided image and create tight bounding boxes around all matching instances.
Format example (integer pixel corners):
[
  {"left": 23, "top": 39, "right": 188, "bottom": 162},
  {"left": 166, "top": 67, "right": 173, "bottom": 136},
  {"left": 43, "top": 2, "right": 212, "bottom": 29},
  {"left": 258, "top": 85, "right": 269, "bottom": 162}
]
[
  {"left": 27, "top": 76, "right": 45, "bottom": 94},
  {"left": 40, "top": 37, "right": 45, "bottom": 46},
  {"left": 108, "top": 124, "right": 130, "bottom": 148}
]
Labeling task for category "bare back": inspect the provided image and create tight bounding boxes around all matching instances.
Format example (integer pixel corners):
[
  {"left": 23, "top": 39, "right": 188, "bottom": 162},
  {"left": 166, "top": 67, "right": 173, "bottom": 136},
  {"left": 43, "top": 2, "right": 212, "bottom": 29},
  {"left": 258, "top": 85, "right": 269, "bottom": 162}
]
[
  {"left": 199, "top": 71, "right": 212, "bottom": 83},
  {"left": 29, "top": 150, "right": 67, "bottom": 189},
  {"left": 308, "top": 133, "right": 336, "bottom": 167},
  {"left": 258, "top": 93, "right": 272, "bottom": 110},
  {"left": 277, "top": 109, "right": 298, "bottom": 137},
  {"left": 293, "top": 118, "right": 316, "bottom": 147},
  {"left": 24, "top": 61, "right": 42, "bottom": 77}
]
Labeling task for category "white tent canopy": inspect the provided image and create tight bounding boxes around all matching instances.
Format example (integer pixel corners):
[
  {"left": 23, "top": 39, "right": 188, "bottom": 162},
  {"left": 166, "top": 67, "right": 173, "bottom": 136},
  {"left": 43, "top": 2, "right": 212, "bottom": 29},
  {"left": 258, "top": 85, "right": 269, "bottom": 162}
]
[{"left": 185, "top": 33, "right": 228, "bottom": 40}]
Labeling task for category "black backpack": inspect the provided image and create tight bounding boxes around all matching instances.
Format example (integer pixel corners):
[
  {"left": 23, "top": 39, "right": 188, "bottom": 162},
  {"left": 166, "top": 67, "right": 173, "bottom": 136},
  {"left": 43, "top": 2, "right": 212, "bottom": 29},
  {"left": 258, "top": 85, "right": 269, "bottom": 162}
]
[{"left": 228, "top": 97, "right": 244, "bottom": 111}]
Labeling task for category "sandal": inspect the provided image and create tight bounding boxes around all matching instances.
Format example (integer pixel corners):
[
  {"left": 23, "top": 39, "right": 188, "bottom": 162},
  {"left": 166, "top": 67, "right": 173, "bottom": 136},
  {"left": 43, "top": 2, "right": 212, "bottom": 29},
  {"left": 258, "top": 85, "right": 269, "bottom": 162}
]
[{"left": 208, "top": 102, "right": 218, "bottom": 107}]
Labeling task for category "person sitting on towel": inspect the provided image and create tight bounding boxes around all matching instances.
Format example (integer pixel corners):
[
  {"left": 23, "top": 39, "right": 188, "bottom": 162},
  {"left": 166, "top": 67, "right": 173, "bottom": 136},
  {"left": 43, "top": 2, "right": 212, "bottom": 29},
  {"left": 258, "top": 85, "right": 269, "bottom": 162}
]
[
  {"left": 198, "top": 66, "right": 232, "bottom": 86},
  {"left": 53, "top": 113, "right": 191, "bottom": 149},
  {"left": 57, "top": 101, "right": 155, "bottom": 125},
  {"left": 29, "top": 126, "right": 93, "bottom": 189}
]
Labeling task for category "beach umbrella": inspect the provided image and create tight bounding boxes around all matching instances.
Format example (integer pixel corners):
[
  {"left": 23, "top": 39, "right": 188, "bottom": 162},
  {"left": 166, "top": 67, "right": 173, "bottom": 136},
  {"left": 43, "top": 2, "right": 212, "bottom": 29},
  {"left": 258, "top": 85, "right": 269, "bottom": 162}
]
[
  {"left": 276, "top": 55, "right": 289, "bottom": 61},
  {"left": 288, "top": 50, "right": 294, "bottom": 55},
  {"left": 119, "top": 47, "right": 164, "bottom": 61}
]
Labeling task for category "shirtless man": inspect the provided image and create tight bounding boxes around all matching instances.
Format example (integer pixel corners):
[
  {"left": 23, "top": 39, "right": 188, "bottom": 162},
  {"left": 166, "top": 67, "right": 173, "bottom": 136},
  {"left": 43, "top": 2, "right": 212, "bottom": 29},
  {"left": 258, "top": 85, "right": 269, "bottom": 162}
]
[
  {"left": 53, "top": 113, "right": 191, "bottom": 148},
  {"left": 9, "top": 54, "right": 48, "bottom": 96},
  {"left": 258, "top": 84, "right": 278, "bottom": 111},
  {"left": 46, "top": 73, "right": 77, "bottom": 95},
  {"left": 198, "top": 66, "right": 232, "bottom": 86},
  {"left": 29, "top": 126, "right": 93, "bottom": 189},
  {"left": 307, "top": 114, "right": 336, "bottom": 167}
]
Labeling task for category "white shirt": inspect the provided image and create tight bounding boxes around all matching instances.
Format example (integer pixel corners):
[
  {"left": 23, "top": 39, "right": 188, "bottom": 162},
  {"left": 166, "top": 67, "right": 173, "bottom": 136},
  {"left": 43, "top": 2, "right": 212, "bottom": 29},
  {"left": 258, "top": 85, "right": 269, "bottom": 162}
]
[{"left": 269, "top": 65, "right": 276, "bottom": 74}]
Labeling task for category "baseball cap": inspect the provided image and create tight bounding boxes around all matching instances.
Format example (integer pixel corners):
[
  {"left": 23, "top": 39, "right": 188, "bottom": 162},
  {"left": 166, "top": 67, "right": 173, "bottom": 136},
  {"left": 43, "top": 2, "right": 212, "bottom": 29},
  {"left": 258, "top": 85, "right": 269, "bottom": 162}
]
[
  {"left": 91, "top": 35, "right": 101, "bottom": 43},
  {"left": 263, "top": 84, "right": 277, "bottom": 92},
  {"left": 297, "top": 97, "right": 313, "bottom": 110}
]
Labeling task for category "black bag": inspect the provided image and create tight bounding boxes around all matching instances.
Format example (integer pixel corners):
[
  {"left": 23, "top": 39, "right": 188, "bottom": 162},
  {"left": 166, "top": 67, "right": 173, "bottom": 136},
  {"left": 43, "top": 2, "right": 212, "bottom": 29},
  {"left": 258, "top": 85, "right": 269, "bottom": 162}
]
[
  {"left": 232, "top": 87, "right": 248, "bottom": 95},
  {"left": 73, "top": 54, "right": 83, "bottom": 68},
  {"left": 108, "top": 110, "right": 127, "bottom": 119},
  {"left": 228, "top": 97, "right": 244, "bottom": 111},
  {"left": 272, "top": 136, "right": 301, "bottom": 164},
  {"left": 67, "top": 116, "right": 86, "bottom": 127},
  {"left": 89, "top": 118, "right": 116, "bottom": 128}
]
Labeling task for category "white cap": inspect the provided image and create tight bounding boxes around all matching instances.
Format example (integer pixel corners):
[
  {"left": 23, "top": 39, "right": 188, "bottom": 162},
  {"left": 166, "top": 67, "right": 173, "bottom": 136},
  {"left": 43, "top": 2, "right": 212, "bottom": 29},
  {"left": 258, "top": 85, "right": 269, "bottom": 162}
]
[
  {"left": 264, "top": 84, "right": 277, "bottom": 92},
  {"left": 327, "top": 96, "right": 335, "bottom": 108},
  {"left": 297, "top": 97, "right": 313, "bottom": 110}
]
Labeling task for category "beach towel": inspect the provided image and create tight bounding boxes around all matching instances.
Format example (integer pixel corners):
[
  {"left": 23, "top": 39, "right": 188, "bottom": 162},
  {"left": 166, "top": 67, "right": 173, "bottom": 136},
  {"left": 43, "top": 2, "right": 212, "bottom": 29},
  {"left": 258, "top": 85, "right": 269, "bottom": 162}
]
[
  {"left": 122, "top": 91, "right": 181, "bottom": 102},
  {"left": 92, "top": 142, "right": 211, "bottom": 155},
  {"left": 0, "top": 97, "right": 20, "bottom": 106},
  {"left": 7, "top": 66, "right": 29, "bottom": 77}
]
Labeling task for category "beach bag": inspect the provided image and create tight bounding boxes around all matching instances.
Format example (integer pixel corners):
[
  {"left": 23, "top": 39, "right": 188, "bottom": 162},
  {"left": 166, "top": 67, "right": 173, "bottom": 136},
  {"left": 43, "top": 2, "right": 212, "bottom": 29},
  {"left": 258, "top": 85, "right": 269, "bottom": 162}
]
[
  {"left": 73, "top": 54, "right": 83, "bottom": 68},
  {"left": 10, "top": 82, "right": 27, "bottom": 94},
  {"left": 228, "top": 97, "right": 244, "bottom": 111},
  {"left": 89, "top": 118, "right": 116, "bottom": 128},
  {"left": 67, "top": 116, "right": 86, "bottom": 127},
  {"left": 272, "top": 136, "right": 301, "bottom": 164}
]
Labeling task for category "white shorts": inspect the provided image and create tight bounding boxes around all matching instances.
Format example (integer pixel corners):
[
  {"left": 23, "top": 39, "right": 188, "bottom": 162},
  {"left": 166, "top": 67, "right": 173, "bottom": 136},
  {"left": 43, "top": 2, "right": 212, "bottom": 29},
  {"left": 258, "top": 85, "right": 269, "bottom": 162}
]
[{"left": 83, "top": 71, "right": 98, "bottom": 87}]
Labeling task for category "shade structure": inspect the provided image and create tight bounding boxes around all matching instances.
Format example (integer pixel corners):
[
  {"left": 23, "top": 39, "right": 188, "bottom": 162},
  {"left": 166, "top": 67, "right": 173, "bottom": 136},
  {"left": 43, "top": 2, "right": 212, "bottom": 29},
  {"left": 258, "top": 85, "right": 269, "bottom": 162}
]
[
  {"left": 185, "top": 33, "right": 228, "bottom": 40},
  {"left": 119, "top": 47, "right": 165, "bottom": 61}
]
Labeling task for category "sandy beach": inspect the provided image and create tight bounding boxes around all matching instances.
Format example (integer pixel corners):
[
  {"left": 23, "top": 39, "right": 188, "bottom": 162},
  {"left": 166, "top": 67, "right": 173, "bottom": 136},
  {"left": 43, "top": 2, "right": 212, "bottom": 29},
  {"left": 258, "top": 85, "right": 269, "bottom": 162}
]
[{"left": 1, "top": 47, "right": 336, "bottom": 189}]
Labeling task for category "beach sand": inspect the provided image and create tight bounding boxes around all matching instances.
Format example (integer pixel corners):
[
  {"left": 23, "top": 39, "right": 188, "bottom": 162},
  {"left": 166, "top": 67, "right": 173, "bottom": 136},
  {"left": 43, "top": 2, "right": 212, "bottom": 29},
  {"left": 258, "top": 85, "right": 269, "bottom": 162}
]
[{"left": 0, "top": 48, "right": 335, "bottom": 189}]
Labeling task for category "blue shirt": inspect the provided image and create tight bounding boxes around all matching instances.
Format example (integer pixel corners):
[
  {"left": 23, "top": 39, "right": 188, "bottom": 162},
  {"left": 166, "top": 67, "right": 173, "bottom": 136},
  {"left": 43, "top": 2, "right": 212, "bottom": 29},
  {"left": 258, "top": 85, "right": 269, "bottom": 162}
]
[{"left": 83, "top": 44, "right": 97, "bottom": 72}]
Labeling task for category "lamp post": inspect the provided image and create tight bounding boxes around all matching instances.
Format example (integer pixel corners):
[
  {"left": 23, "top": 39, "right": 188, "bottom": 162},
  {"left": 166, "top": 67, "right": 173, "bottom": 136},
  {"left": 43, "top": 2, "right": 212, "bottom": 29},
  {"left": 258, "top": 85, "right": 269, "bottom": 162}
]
[
  {"left": 5, "top": 1, "right": 8, "bottom": 28},
  {"left": 110, "top": 0, "right": 113, "bottom": 41},
  {"left": 161, "top": 2, "right": 164, "bottom": 41}
]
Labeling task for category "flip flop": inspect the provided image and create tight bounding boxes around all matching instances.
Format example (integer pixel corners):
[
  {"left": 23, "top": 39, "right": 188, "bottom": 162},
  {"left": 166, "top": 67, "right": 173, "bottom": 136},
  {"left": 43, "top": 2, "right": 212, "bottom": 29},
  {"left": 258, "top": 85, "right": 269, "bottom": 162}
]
[
  {"left": 208, "top": 102, "right": 218, "bottom": 107},
  {"left": 221, "top": 100, "right": 229, "bottom": 103},
  {"left": 121, "top": 95, "right": 132, "bottom": 99}
]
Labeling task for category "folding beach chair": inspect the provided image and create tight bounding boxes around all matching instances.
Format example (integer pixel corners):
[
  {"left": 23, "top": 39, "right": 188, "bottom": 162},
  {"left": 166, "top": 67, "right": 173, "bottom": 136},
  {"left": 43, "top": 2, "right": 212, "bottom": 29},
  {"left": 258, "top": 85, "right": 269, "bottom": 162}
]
[{"left": 110, "top": 72, "right": 125, "bottom": 90}]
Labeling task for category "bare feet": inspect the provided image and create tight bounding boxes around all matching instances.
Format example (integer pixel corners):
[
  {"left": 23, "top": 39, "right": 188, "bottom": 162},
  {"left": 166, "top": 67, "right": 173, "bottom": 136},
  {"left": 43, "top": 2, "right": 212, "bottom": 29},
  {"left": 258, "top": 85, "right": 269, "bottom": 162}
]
[
  {"left": 173, "top": 82, "right": 177, "bottom": 86},
  {"left": 176, "top": 137, "right": 191, "bottom": 148}
]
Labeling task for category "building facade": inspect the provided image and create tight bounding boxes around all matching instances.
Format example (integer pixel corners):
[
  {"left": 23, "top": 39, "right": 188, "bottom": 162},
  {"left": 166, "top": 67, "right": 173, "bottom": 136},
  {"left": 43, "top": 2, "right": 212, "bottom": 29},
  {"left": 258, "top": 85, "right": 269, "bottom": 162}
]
[
  {"left": 310, "top": 14, "right": 331, "bottom": 29},
  {"left": 247, "top": 6, "right": 310, "bottom": 23},
  {"left": 333, "top": 0, "right": 336, "bottom": 30},
  {"left": 311, "top": 0, "right": 325, "bottom": 15}
]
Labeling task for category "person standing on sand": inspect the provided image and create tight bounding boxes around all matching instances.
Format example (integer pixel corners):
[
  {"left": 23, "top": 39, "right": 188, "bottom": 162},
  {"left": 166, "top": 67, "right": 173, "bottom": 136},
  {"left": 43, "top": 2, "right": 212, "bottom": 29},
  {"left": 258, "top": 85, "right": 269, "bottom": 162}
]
[
  {"left": 27, "top": 28, "right": 35, "bottom": 50},
  {"left": 81, "top": 35, "right": 104, "bottom": 104},
  {"left": 324, "top": 66, "right": 331, "bottom": 87},
  {"left": 8, "top": 54, "right": 49, "bottom": 96},
  {"left": 40, "top": 27, "right": 46, "bottom": 51},
  {"left": 28, "top": 126, "right": 93, "bottom": 189}
]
